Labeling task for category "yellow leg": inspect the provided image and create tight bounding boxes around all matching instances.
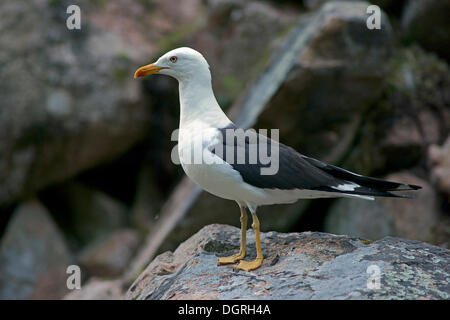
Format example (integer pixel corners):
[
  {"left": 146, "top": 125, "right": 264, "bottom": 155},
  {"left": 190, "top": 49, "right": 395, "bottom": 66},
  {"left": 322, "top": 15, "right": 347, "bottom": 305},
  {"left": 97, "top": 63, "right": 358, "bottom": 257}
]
[
  {"left": 218, "top": 205, "right": 248, "bottom": 265},
  {"left": 236, "top": 213, "right": 263, "bottom": 271}
]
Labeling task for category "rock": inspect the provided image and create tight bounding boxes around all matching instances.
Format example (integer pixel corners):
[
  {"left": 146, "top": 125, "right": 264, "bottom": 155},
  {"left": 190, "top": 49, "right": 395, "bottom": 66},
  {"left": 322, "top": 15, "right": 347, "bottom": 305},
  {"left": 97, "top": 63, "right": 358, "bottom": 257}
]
[
  {"left": 126, "top": 224, "right": 449, "bottom": 300},
  {"left": 188, "top": 0, "right": 300, "bottom": 106},
  {"left": 41, "top": 183, "right": 128, "bottom": 246},
  {"left": 0, "top": 0, "right": 205, "bottom": 205},
  {"left": 0, "top": 201, "right": 72, "bottom": 299},
  {"left": 257, "top": 1, "right": 393, "bottom": 162},
  {"left": 324, "top": 173, "right": 440, "bottom": 243},
  {"left": 428, "top": 135, "right": 450, "bottom": 197},
  {"left": 63, "top": 278, "right": 124, "bottom": 300},
  {"left": 78, "top": 229, "right": 140, "bottom": 278},
  {"left": 346, "top": 46, "right": 450, "bottom": 175},
  {"left": 402, "top": 0, "right": 450, "bottom": 61}
]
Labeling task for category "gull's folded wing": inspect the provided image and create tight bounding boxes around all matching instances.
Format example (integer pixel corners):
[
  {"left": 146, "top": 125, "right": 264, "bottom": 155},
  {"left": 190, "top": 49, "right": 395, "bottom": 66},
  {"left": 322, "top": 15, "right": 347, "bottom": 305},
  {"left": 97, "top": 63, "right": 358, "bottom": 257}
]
[{"left": 211, "top": 125, "right": 421, "bottom": 198}]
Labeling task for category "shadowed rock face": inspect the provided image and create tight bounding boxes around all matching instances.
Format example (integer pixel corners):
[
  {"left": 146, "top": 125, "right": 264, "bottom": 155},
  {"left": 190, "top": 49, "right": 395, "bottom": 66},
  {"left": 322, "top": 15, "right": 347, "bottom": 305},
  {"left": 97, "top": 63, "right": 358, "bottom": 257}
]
[
  {"left": 0, "top": 201, "right": 73, "bottom": 300},
  {"left": 0, "top": 0, "right": 205, "bottom": 206},
  {"left": 324, "top": 173, "right": 440, "bottom": 243},
  {"left": 78, "top": 228, "right": 140, "bottom": 278},
  {"left": 257, "top": 1, "right": 394, "bottom": 161},
  {"left": 0, "top": 0, "right": 148, "bottom": 205},
  {"left": 126, "top": 224, "right": 449, "bottom": 300},
  {"left": 402, "top": 0, "right": 450, "bottom": 62}
]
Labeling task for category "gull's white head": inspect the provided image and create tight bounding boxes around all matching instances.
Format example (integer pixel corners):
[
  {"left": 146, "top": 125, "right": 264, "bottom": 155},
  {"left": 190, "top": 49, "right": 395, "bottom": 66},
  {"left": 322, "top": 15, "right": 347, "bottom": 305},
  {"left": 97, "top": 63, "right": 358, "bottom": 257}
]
[
  {"left": 134, "top": 47, "right": 210, "bottom": 82},
  {"left": 134, "top": 47, "right": 231, "bottom": 131}
]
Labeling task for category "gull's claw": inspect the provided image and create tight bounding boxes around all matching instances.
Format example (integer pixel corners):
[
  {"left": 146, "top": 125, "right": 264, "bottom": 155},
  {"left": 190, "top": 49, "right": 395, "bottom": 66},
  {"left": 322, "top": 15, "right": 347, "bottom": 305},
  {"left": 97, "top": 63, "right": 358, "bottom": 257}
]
[
  {"left": 235, "top": 258, "right": 263, "bottom": 271},
  {"left": 218, "top": 252, "right": 246, "bottom": 265}
]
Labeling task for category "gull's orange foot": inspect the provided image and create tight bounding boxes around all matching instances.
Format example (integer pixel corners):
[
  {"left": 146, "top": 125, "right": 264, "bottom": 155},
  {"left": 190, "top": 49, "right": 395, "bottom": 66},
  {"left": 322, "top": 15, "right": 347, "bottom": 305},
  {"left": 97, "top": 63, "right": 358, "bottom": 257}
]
[
  {"left": 235, "top": 257, "right": 263, "bottom": 271},
  {"left": 218, "top": 252, "right": 246, "bottom": 265}
]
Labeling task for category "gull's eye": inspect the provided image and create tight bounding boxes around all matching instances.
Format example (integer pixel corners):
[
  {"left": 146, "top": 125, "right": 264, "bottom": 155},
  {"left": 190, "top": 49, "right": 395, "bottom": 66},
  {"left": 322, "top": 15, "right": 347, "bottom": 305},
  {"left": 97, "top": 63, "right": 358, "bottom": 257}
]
[{"left": 169, "top": 56, "right": 178, "bottom": 63}]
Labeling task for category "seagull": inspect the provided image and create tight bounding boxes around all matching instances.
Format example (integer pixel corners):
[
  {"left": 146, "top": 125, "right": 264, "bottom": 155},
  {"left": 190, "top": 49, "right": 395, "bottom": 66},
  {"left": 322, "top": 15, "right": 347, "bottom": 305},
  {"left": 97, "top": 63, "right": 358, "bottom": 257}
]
[{"left": 134, "top": 47, "right": 421, "bottom": 271}]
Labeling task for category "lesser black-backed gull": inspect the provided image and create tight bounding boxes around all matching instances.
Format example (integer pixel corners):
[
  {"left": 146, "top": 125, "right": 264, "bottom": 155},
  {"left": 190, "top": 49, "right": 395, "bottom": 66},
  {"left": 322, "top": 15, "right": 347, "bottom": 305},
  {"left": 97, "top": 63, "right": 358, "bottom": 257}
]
[{"left": 134, "top": 47, "right": 421, "bottom": 271}]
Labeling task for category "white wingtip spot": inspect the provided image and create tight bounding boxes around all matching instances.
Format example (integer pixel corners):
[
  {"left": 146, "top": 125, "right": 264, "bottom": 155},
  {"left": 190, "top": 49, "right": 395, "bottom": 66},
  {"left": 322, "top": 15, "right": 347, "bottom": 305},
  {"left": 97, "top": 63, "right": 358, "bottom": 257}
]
[
  {"left": 359, "top": 195, "right": 375, "bottom": 200},
  {"left": 331, "top": 182, "right": 359, "bottom": 192}
]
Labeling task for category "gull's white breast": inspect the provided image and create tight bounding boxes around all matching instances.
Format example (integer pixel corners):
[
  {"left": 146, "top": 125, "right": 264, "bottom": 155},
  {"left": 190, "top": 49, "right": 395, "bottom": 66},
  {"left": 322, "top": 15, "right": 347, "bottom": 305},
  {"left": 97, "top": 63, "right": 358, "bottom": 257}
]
[{"left": 177, "top": 124, "right": 267, "bottom": 205}]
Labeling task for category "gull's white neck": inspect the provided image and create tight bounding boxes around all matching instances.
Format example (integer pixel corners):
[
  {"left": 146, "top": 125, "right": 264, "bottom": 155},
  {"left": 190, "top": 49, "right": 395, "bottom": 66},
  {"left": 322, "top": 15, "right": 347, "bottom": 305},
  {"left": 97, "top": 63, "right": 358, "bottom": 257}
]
[{"left": 178, "top": 74, "right": 231, "bottom": 129}]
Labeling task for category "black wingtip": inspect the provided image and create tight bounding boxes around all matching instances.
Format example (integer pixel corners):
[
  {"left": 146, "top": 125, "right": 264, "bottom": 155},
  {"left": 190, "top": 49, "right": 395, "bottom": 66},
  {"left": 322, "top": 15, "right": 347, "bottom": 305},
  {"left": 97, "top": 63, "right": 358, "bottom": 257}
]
[{"left": 396, "top": 183, "right": 422, "bottom": 191}]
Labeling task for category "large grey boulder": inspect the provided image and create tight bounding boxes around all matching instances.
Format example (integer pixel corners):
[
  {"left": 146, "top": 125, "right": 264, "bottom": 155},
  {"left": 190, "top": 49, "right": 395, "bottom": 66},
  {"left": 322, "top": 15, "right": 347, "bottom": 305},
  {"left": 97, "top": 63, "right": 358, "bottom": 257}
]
[
  {"left": 126, "top": 224, "right": 449, "bottom": 300},
  {"left": 0, "top": 0, "right": 144, "bottom": 205},
  {"left": 0, "top": 0, "right": 205, "bottom": 205},
  {"left": 0, "top": 201, "right": 72, "bottom": 299}
]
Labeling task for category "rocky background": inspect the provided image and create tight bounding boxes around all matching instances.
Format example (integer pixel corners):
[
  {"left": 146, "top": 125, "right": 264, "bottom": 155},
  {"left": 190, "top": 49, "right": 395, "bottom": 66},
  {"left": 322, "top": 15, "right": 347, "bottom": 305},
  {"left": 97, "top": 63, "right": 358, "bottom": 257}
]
[{"left": 0, "top": 0, "right": 449, "bottom": 299}]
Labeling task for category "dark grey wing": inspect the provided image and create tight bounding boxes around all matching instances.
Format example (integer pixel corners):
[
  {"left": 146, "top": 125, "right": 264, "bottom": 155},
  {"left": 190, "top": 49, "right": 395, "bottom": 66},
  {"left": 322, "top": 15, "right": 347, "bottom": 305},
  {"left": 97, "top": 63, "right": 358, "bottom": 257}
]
[
  {"left": 212, "top": 125, "right": 343, "bottom": 190},
  {"left": 212, "top": 124, "right": 420, "bottom": 198}
]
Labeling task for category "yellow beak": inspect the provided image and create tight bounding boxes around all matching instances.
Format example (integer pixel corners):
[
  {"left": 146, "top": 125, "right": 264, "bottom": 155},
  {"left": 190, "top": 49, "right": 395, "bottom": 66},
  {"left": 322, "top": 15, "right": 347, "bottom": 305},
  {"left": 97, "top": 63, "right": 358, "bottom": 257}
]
[{"left": 134, "top": 63, "right": 167, "bottom": 78}]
